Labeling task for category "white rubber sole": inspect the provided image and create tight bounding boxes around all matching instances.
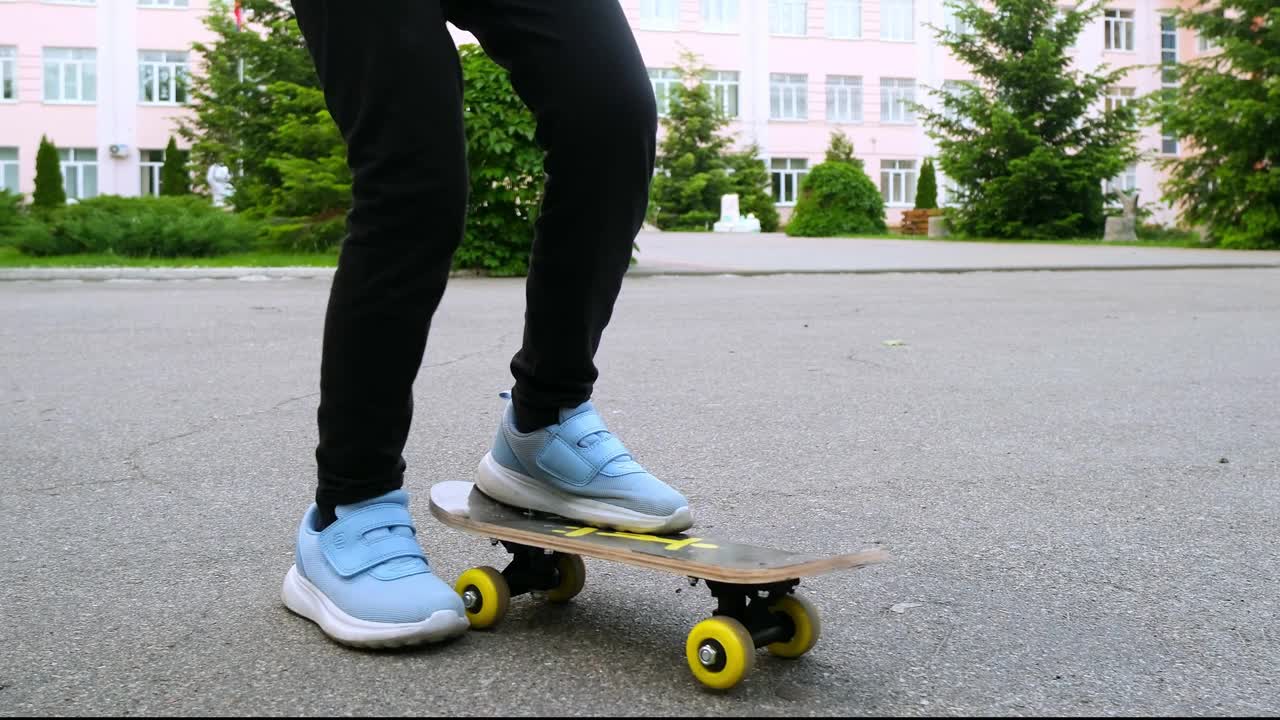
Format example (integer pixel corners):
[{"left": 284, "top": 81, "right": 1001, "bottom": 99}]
[
  {"left": 281, "top": 566, "right": 469, "bottom": 649},
  {"left": 475, "top": 452, "right": 693, "bottom": 534}
]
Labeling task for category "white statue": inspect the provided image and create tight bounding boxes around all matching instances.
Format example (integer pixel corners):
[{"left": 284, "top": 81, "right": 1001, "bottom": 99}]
[
  {"left": 713, "top": 193, "right": 761, "bottom": 233},
  {"left": 206, "top": 163, "right": 233, "bottom": 207}
]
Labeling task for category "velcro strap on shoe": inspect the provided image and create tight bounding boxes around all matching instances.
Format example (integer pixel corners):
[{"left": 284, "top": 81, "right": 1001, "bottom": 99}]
[
  {"left": 538, "top": 412, "right": 632, "bottom": 486},
  {"left": 319, "top": 504, "right": 426, "bottom": 578}
]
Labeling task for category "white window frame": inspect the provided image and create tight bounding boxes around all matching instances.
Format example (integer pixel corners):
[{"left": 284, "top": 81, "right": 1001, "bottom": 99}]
[
  {"left": 943, "top": 0, "right": 970, "bottom": 35},
  {"left": 701, "top": 0, "right": 738, "bottom": 32},
  {"left": 941, "top": 79, "right": 970, "bottom": 123},
  {"left": 769, "top": 0, "right": 807, "bottom": 36},
  {"left": 0, "top": 147, "right": 18, "bottom": 192},
  {"left": 138, "top": 0, "right": 189, "bottom": 7},
  {"left": 880, "top": 77, "right": 915, "bottom": 124},
  {"left": 880, "top": 0, "right": 914, "bottom": 42},
  {"left": 648, "top": 68, "right": 680, "bottom": 117},
  {"left": 58, "top": 147, "right": 98, "bottom": 200},
  {"left": 43, "top": 48, "right": 97, "bottom": 103},
  {"left": 639, "top": 0, "right": 680, "bottom": 30},
  {"left": 704, "top": 70, "right": 740, "bottom": 118},
  {"left": 1104, "top": 163, "right": 1138, "bottom": 200},
  {"left": 826, "top": 0, "right": 861, "bottom": 39},
  {"left": 880, "top": 159, "right": 917, "bottom": 207},
  {"left": 140, "top": 148, "right": 165, "bottom": 196},
  {"left": 826, "top": 75, "right": 863, "bottom": 123},
  {"left": 770, "top": 73, "right": 808, "bottom": 120},
  {"left": 1104, "top": 86, "right": 1135, "bottom": 113},
  {"left": 139, "top": 50, "right": 189, "bottom": 105},
  {"left": 1104, "top": 9, "right": 1135, "bottom": 52},
  {"left": 770, "top": 157, "right": 808, "bottom": 206},
  {"left": 1, "top": 46, "right": 16, "bottom": 101}
]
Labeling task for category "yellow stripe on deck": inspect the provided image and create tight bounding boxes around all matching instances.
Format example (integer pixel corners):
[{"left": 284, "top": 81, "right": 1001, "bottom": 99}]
[{"left": 553, "top": 526, "right": 718, "bottom": 551}]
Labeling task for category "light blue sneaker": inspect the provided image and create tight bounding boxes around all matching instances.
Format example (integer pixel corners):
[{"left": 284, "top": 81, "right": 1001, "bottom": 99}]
[
  {"left": 282, "top": 489, "right": 469, "bottom": 648},
  {"left": 476, "top": 399, "right": 693, "bottom": 533}
]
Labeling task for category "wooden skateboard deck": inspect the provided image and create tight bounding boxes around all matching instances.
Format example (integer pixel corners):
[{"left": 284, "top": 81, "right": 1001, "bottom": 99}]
[{"left": 429, "top": 480, "right": 886, "bottom": 584}]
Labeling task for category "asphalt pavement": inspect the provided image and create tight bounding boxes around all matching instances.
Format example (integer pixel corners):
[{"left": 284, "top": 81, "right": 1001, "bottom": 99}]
[{"left": 1, "top": 268, "right": 1277, "bottom": 716}]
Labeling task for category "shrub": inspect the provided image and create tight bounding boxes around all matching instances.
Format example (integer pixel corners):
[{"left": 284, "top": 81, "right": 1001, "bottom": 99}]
[
  {"left": 160, "top": 137, "right": 191, "bottom": 196},
  {"left": 784, "top": 162, "right": 887, "bottom": 237},
  {"left": 14, "top": 195, "right": 258, "bottom": 256},
  {"left": 0, "top": 190, "right": 23, "bottom": 242}
]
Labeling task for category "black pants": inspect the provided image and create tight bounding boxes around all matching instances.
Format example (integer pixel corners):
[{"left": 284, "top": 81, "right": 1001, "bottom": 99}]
[{"left": 291, "top": 0, "right": 657, "bottom": 509}]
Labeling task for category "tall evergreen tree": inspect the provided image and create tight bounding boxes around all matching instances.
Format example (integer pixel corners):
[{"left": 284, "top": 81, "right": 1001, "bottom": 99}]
[
  {"left": 920, "top": 0, "right": 1139, "bottom": 238},
  {"left": 160, "top": 137, "right": 191, "bottom": 196},
  {"left": 1158, "top": 1, "right": 1279, "bottom": 248},
  {"left": 32, "top": 136, "right": 66, "bottom": 211},
  {"left": 915, "top": 158, "right": 939, "bottom": 210}
]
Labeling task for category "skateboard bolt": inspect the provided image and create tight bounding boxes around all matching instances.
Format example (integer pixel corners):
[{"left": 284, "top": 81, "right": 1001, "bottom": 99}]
[
  {"left": 462, "top": 589, "right": 480, "bottom": 611},
  {"left": 698, "top": 644, "right": 719, "bottom": 667}
]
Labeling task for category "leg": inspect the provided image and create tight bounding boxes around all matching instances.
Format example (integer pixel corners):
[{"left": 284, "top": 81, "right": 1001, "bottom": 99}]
[
  {"left": 299, "top": 0, "right": 469, "bottom": 512},
  {"left": 282, "top": 0, "right": 469, "bottom": 648},
  {"left": 452, "top": 1, "right": 691, "bottom": 533},
  {"left": 447, "top": 0, "right": 657, "bottom": 428}
]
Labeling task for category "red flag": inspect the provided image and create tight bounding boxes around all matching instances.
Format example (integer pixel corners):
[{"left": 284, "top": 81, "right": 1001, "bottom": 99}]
[{"left": 234, "top": 0, "right": 244, "bottom": 31}]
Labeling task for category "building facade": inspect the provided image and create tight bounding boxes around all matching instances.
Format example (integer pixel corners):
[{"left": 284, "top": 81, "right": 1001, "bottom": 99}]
[{"left": 1, "top": 0, "right": 1202, "bottom": 225}]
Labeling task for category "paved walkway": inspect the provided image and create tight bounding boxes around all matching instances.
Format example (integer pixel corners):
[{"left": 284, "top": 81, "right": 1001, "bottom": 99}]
[{"left": 3, "top": 231, "right": 1278, "bottom": 281}]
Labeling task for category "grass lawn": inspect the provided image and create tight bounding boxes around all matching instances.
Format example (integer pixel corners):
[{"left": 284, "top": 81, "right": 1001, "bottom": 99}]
[{"left": 0, "top": 246, "right": 340, "bottom": 268}]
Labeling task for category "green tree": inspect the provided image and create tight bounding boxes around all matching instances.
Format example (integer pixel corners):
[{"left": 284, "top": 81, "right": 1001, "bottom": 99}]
[
  {"left": 724, "top": 145, "right": 780, "bottom": 232},
  {"left": 32, "top": 136, "right": 66, "bottom": 211},
  {"left": 1158, "top": 1, "right": 1279, "bottom": 249},
  {"left": 915, "top": 158, "right": 939, "bottom": 210},
  {"left": 921, "top": 0, "right": 1140, "bottom": 238},
  {"left": 179, "top": 0, "right": 319, "bottom": 211},
  {"left": 650, "top": 51, "right": 735, "bottom": 230},
  {"left": 453, "top": 44, "right": 544, "bottom": 275},
  {"left": 825, "top": 130, "right": 860, "bottom": 167},
  {"left": 160, "top": 136, "right": 191, "bottom": 196}
]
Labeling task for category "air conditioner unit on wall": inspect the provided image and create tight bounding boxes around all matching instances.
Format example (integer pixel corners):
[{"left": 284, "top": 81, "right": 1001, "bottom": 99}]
[{"left": 108, "top": 144, "right": 130, "bottom": 158}]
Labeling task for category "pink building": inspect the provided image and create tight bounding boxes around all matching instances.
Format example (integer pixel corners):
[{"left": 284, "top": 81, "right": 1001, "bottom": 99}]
[{"left": 1, "top": 0, "right": 1201, "bottom": 225}]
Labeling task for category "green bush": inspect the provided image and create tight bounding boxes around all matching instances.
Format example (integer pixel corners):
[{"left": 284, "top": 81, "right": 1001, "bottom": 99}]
[
  {"left": 160, "top": 136, "right": 191, "bottom": 196},
  {"left": 0, "top": 190, "right": 23, "bottom": 242},
  {"left": 14, "top": 195, "right": 258, "bottom": 257},
  {"left": 259, "top": 213, "right": 346, "bottom": 253},
  {"left": 784, "top": 162, "right": 887, "bottom": 237}
]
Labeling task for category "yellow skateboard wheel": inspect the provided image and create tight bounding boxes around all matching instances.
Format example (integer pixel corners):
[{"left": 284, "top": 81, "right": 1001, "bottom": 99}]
[
  {"left": 685, "top": 616, "right": 755, "bottom": 690},
  {"left": 766, "top": 593, "right": 822, "bottom": 658},
  {"left": 455, "top": 566, "right": 510, "bottom": 630},
  {"left": 545, "top": 554, "right": 586, "bottom": 603}
]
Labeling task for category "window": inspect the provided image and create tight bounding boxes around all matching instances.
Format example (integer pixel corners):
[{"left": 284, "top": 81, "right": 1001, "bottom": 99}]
[
  {"left": 827, "top": 0, "right": 861, "bottom": 39},
  {"left": 943, "top": 0, "right": 969, "bottom": 35},
  {"left": 648, "top": 68, "right": 679, "bottom": 116},
  {"left": 769, "top": 0, "right": 807, "bottom": 36},
  {"left": 880, "top": 77, "right": 915, "bottom": 124},
  {"left": 1, "top": 47, "right": 15, "bottom": 100},
  {"left": 140, "top": 149, "right": 165, "bottom": 196},
  {"left": 1197, "top": 8, "right": 1223, "bottom": 52},
  {"left": 139, "top": 51, "right": 188, "bottom": 104},
  {"left": 880, "top": 159, "right": 916, "bottom": 206},
  {"left": 770, "top": 158, "right": 808, "bottom": 205},
  {"left": 880, "top": 0, "right": 914, "bottom": 41},
  {"left": 58, "top": 147, "right": 97, "bottom": 200},
  {"left": 770, "top": 73, "right": 808, "bottom": 120},
  {"left": 139, "top": 0, "right": 189, "bottom": 6},
  {"left": 704, "top": 70, "right": 740, "bottom": 118},
  {"left": 43, "top": 48, "right": 97, "bottom": 103},
  {"left": 640, "top": 0, "right": 679, "bottom": 30},
  {"left": 941, "top": 79, "right": 970, "bottom": 122},
  {"left": 1104, "top": 9, "right": 1135, "bottom": 51},
  {"left": 0, "top": 147, "right": 17, "bottom": 192},
  {"left": 701, "top": 0, "right": 738, "bottom": 31},
  {"left": 1104, "top": 163, "right": 1137, "bottom": 199},
  {"left": 1104, "top": 86, "right": 1135, "bottom": 113},
  {"left": 1053, "top": 7, "right": 1078, "bottom": 50},
  {"left": 1161, "top": 15, "right": 1178, "bottom": 87},
  {"left": 826, "top": 75, "right": 862, "bottom": 123}
]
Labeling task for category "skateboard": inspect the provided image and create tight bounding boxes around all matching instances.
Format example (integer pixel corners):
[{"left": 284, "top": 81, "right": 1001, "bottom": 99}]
[{"left": 429, "top": 481, "right": 887, "bottom": 690}]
